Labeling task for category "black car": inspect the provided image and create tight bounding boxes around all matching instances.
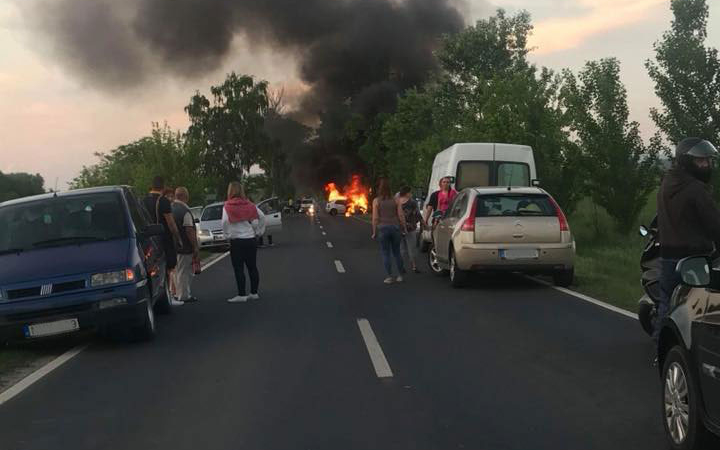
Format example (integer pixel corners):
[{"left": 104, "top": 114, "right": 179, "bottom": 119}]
[
  {"left": 0, "top": 186, "right": 171, "bottom": 342},
  {"left": 657, "top": 256, "right": 720, "bottom": 449}
]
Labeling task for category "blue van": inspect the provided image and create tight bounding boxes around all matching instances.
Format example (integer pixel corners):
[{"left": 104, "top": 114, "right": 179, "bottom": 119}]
[{"left": 0, "top": 186, "right": 171, "bottom": 342}]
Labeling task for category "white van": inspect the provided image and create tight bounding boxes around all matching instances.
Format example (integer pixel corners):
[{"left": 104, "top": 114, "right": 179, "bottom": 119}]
[{"left": 420, "top": 143, "right": 538, "bottom": 247}]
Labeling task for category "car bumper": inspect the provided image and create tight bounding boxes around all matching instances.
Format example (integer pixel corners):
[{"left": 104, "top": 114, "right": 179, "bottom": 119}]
[
  {"left": 455, "top": 243, "right": 575, "bottom": 273},
  {"left": 0, "top": 282, "right": 149, "bottom": 342},
  {"left": 198, "top": 234, "right": 228, "bottom": 248}
]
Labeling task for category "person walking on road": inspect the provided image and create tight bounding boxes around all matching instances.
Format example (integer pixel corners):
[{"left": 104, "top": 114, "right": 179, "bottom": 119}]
[
  {"left": 223, "top": 182, "right": 265, "bottom": 303},
  {"left": 398, "top": 186, "right": 422, "bottom": 273},
  {"left": 372, "top": 178, "right": 407, "bottom": 284},
  {"left": 172, "top": 187, "right": 200, "bottom": 303},
  {"left": 656, "top": 138, "right": 720, "bottom": 347},
  {"left": 143, "top": 176, "right": 184, "bottom": 307}
]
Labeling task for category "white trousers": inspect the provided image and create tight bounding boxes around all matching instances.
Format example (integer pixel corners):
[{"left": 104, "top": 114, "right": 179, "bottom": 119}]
[{"left": 174, "top": 254, "right": 194, "bottom": 301}]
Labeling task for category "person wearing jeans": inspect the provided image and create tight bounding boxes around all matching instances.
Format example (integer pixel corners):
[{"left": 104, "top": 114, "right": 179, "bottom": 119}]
[
  {"left": 397, "top": 186, "right": 422, "bottom": 273},
  {"left": 372, "top": 178, "right": 407, "bottom": 284},
  {"left": 222, "top": 181, "right": 266, "bottom": 303}
]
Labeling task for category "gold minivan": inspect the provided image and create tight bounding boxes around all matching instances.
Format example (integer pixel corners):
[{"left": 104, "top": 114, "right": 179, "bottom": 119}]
[{"left": 429, "top": 187, "right": 575, "bottom": 287}]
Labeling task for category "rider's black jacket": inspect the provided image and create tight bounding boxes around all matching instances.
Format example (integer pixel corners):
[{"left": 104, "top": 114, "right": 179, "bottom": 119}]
[{"left": 657, "top": 167, "right": 720, "bottom": 258}]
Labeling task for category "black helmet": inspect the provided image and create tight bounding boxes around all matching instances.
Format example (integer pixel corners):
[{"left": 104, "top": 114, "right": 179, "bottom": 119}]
[{"left": 676, "top": 138, "right": 718, "bottom": 183}]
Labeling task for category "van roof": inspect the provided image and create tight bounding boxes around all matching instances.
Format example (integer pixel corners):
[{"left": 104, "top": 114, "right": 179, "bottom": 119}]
[{"left": 0, "top": 186, "right": 127, "bottom": 208}]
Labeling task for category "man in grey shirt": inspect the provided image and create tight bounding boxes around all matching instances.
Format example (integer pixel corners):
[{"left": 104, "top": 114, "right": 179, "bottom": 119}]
[{"left": 172, "top": 187, "right": 200, "bottom": 303}]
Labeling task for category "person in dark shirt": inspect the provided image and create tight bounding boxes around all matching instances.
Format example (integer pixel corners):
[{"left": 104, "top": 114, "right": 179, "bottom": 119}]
[{"left": 143, "top": 176, "right": 184, "bottom": 306}]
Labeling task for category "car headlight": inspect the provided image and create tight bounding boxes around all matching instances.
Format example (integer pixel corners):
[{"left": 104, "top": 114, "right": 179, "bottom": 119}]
[
  {"left": 91, "top": 269, "right": 135, "bottom": 287},
  {"left": 198, "top": 229, "right": 211, "bottom": 237}
]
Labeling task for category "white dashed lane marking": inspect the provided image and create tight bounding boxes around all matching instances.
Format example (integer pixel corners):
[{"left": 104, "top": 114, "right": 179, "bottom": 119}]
[
  {"left": 334, "top": 260, "right": 346, "bottom": 273},
  {"left": 357, "top": 319, "right": 393, "bottom": 378}
]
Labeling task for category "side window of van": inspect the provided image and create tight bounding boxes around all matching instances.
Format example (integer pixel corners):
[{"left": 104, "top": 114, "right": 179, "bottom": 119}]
[
  {"left": 456, "top": 162, "right": 490, "bottom": 190},
  {"left": 125, "top": 190, "right": 149, "bottom": 231},
  {"left": 497, "top": 162, "right": 530, "bottom": 186}
]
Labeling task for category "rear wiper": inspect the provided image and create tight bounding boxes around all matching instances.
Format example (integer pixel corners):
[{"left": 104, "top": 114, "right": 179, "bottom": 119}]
[
  {"left": 32, "top": 236, "right": 107, "bottom": 247},
  {"left": 0, "top": 248, "right": 24, "bottom": 255}
]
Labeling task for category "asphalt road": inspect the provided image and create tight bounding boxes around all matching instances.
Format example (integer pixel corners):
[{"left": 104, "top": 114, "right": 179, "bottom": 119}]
[{"left": 0, "top": 213, "right": 667, "bottom": 450}]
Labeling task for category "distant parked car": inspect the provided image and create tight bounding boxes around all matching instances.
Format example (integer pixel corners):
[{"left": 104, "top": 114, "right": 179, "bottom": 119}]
[
  {"left": 429, "top": 187, "right": 575, "bottom": 288},
  {"left": 189, "top": 206, "right": 203, "bottom": 222},
  {"left": 196, "top": 202, "right": 227, "bottom": 250},
  {"left": 0, "top": 186, "right": 171, "bottom": 342},
  {"left": 656, "top": 256, "right": 720, "bottom": 450},
  {"left": 326, "top": 199, "right": 347, "bottom": 216},
  {"left": 299, "top": 198, "right": 315, "bottom": 215}
]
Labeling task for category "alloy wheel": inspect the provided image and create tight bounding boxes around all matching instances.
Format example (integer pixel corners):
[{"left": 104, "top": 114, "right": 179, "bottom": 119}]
[
  {"left": 429, "top": 246, "right": 441, "bottom": 273},
  {"left": 664, "top": 362, "right": 690, "bottom": 445}
]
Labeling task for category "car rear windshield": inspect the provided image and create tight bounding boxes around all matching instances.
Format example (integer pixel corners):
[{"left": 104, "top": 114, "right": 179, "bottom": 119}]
[
  {"left": 0, "top": 192, "right": 128, "bottom": 252},
  {"left": 475, "top": 194, "right": 556, "bottom": 217},
  {"left": 201, "top": 205, "right": 223, "bottom": 221}
]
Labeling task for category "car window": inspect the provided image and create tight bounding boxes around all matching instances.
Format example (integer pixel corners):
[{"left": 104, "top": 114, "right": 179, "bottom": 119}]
[
  {"left": 125, "top": 190, "right": 149, "bottom": 231},
  {"left": 335, "top": 200, "right": 347, "bottom": 206},
  {"left": 258, "top": 199, "right": 278, "bottom": 215},
  {"left": 201, "top": 205, "right": 223, "bottom": 221},
  {"left": 497, "top": 162, "right": 530, "bottom": 187},
  {"left": 450, "top": 193, "right": 468, "bottom": 218},
  {"left": 475, "top": 194, "right": 555, "bottom": 217},
  {"left": 0, "top": 192, "right": 129, "bottom": 252},
  {"left": 456, "top": 161, "right": 491, "bottom": 190}
]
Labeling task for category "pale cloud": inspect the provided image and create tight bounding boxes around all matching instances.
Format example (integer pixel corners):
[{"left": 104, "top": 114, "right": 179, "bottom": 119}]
[{"left": 528, "top": 0, "right": 668, "bottom": 54}]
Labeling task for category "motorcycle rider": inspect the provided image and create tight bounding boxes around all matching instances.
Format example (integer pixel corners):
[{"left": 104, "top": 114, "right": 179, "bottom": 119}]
[{"left": 656, "top": 137, "right": 720, "bottom": 344}]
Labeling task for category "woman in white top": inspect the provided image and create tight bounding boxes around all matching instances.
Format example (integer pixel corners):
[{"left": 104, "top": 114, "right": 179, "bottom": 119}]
[{"left": 222, "top": 182, "right": 265, "bottom": 303}]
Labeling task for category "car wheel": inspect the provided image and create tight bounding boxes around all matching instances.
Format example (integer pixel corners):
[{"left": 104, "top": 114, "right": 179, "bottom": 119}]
[
  {"left": 428, "top": 244, "right": 448, "bottom": 276},
  {"left": 449, "top": 248, "right": 468, "bottom": 288},
  {"left": 553, "top": 268, "right": 574, "bottom": 287},
  {"left": 153, "top": 278, "right": 173, "bottom": 315},
  {"left": 661, "top": 345, "right": 711, "bottom": 450},
  {"left": 329, "top": 209, "right": 337, "bottom": 216},
  {"left": 131, "top": 300, "right": 157, "bottom": 342}
]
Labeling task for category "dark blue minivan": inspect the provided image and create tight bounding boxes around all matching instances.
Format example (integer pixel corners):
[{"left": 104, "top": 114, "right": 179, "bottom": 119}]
[{"left": 0, "top": 186, "right": 171, "bottom": 342}]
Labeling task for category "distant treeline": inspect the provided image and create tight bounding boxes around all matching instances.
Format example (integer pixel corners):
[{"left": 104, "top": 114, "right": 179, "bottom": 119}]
[{"left": 0, "top": 171, "right": 44, "bottom": 203}]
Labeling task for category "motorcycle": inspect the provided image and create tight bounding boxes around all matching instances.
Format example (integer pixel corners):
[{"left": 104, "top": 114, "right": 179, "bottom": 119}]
[{"left": 638, "top": 216, "right": 661, "bottom": 336}]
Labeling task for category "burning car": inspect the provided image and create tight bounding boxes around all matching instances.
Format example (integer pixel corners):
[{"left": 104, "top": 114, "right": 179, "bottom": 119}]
[{"left": 324, "top": 176, "right": 369, "bottom": 216}]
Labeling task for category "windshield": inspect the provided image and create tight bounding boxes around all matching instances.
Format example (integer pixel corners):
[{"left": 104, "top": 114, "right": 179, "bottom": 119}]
[
  {"left": 201, "top": 205, "right": 223, "bottom": 221},
  {"left": 0, "top": 192, "right": 129, "bottom": 252},
  {"left": 475, "top": 194, "right": 555, "bottom": 217}
]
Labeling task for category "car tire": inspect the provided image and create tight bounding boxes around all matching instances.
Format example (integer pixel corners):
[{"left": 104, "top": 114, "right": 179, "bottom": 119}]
[
  {"left": 428, "top": 243, "right": 449, "bottom": 276},
  {"left": 153, "top": 278, "right": 173, "bottom": 315},
  {"left": 329, "top": 209, "right": 337, "bottom": 216},
  {"left": 661, "top": 345, "right": 711, "bottom": 450},
  {"left": 449, "top": 248, "right": 468, "bottom": 288},
  {"left": 553, "top": 268, "right": 574, "bottom": 287},
  {"left": 130, "top": 300, "right": 157, "bottom": 342}
]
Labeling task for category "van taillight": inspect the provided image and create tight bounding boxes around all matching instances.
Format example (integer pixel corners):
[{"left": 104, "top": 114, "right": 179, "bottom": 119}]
[
  {"left": 461, "top": 199, "right": 478, "bottom": 231},
  {"left": 548, "top": 196, "right": 569, "bottom": 232}
]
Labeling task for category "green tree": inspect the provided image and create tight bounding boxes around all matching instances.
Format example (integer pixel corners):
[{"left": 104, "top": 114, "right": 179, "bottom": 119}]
[
  {"left": 646, "top": 0, "right": 720, "bottom": 148},
  {"left": 563, "top": 58, "right": 660, "bottom": 233},
  {"left": 185, "top": 72, "right": 270, "bottom": 194},
  {"left": 0, "top": 171, "right": 45, "bottom": 202}
]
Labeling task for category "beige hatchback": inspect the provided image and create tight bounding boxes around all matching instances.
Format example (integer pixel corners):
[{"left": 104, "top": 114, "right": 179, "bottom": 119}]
[{"left": 429, "top": 187, "right": 575, "bottom": 287}]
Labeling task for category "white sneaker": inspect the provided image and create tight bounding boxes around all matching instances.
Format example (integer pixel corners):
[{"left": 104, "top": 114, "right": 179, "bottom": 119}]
[
  {"left": 383, "top": 277, "right": 394, "bottom": 284},
  {"left": 227, "top": 295, "right": 249, "bottom": 303},
  {"left": 396, "top": 276, "right": 404, "bottom": 283},
  {"left": 170, "top": 299, "right": 184, "bottom": 306},
  {"left": 248, "top": 293, "right": 260, "bottom": 300}
]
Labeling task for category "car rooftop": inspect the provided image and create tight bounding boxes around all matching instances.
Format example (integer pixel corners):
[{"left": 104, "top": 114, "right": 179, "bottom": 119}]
[
  {"left": 470, "top": 186, "right": 547, "bottom": 195},
  {"left": 0, "top": 185, "right": 128, "bottom": 207}
]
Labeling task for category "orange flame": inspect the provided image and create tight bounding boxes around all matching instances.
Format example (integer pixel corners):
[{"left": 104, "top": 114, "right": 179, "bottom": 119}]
[{"left": 324, "top": 175, "right": 369, "bottom": 216}]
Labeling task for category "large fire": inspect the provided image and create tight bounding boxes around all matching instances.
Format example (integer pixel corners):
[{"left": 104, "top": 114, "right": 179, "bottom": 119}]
[{"left": 324, "top": 175, "right": 369, "bottom": 216}]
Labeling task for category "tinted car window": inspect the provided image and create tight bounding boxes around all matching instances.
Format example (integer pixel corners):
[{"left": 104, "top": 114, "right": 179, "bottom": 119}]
[
  {"left": 201, "top": 205, "right": 223, "bottom": 221},
  {"left": 475, "top": 194, "right": 555, "bottom": 217},
  {"left": 0, "top": 192, "right": 128, "bottom": 252},
  {"left": 456, "top": 161, "right": 490, "bottom": 190},
  {"left": 497, "top": 162, "right": 530, "bottom": 186},
  {"left": 125, "top": 190, "right": 149, "bottom": 231}
]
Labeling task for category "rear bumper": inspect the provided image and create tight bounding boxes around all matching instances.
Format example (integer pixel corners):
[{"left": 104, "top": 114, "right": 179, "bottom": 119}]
[
  {"left": 455, "top": 243, "right": 574, "bottom": 273},
  {"left": 0, "top": 283, "right": 149, "bottom": 342}
]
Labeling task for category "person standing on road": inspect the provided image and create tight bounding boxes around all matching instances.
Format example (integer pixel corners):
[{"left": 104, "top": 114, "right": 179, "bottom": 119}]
[
  {"left": 143, "top": 176, "right": 184, "bottom": 307},
  {"left": 372, "top": 178, "right": 407, "bottom": 284},
  {"left": 398, "top": 186, "right": 422, "bottom": 273},
  {"left": 172, "top": 187, "right": 200, "bottom": 303},
  {"left": 423, "top": 176, "right": 457, "bottom": 229},
  {"left": 656, "top": 138, "right": 720, "bottom": 345},
  {"left": 223, "top": 182, "right": 265, "bottom": 303}
]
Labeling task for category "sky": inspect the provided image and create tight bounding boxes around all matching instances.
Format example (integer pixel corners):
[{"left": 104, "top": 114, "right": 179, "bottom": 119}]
[{"left": 1, "top": 0, "right": 719, "bottom": 189}]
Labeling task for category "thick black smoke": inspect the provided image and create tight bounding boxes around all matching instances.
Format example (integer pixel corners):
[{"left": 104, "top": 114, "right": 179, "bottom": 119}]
[{"left": 23, "top": 0, "right": 468, "bottom": 117}]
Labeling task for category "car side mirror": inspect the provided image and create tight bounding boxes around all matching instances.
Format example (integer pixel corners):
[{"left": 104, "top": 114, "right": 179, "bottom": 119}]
[
  {"left": 677, "top": 256, "right": 712, "bottom": 287},
  {"left": 531, "top": 179, "right": 541, "bottom": 187},
  {"left": 139, "top": 224, "right": 164, "bottom": 239},
  {"left": 639, "top": 225, "right": 648, "bottom": 237}
]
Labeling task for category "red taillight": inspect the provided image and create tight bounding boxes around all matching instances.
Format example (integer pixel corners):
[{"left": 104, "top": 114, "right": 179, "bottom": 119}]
[
  {"left": 548, "top": 196, "right": 569, "bottom": 232},
  {"left": 461, "top": 199, "right": 478, "bottom": 231}
]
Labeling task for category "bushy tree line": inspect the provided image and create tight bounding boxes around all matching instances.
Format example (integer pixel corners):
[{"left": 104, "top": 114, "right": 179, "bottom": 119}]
[{"left": 0, "top": 171, "right": 45, "bottom": 202}]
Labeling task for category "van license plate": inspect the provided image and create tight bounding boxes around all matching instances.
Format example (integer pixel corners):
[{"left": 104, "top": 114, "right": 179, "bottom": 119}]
[
  {"left": 24, "top": 318, "right": 80, "bottom": 338},
  {"left": 500, "top": 249, "right": 538, "bottom": 260}
]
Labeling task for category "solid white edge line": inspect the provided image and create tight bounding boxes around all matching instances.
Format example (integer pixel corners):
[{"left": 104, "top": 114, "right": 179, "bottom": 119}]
[
  {"left": 357, "top": 319, "right": 393, "bottom": 378},
  {"left": 335, "top": 260, "right": 346, "bottom": 273},
  {"left": 0, "top": 251, "right": 230, "bottom": 407},
  {"left": 326, "top": 242, "right": 333, "bottom": 248},
  {"left": 0, "top": 344, "right": 88, "bottom": 406},
  {"left": 526, "top": 276, "right": 638, "bottom": 320}
]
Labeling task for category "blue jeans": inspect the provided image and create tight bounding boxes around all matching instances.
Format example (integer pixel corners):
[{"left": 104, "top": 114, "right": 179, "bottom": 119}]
[
  {"left": 379, "top": 225, "right": 406, "bottom": 277},
  {"left": 653, "top": 258, "right": 681, "bottom": 342}
]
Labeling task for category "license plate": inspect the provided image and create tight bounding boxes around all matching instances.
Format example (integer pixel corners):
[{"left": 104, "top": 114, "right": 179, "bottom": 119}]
[
  {"left": 213, "top": 235, "right": 224, "bottom": 241},
  {"left": 24, "top": 318, "right": 80, "bottom": 338},
  {"left": 500, "top": 249, "right": 539, "bottom": 260}
]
